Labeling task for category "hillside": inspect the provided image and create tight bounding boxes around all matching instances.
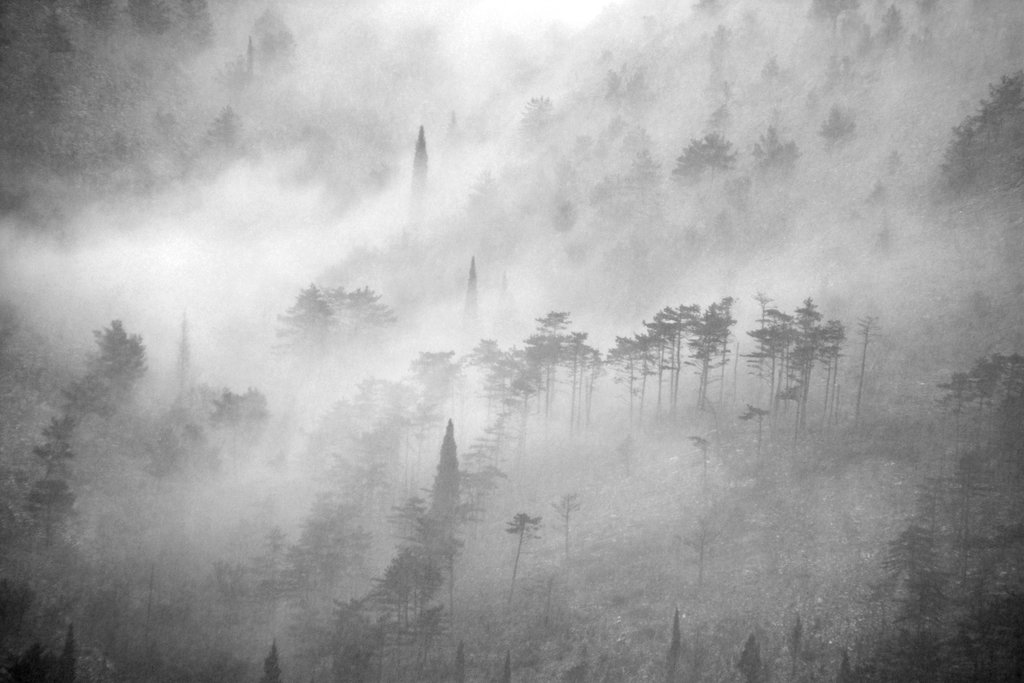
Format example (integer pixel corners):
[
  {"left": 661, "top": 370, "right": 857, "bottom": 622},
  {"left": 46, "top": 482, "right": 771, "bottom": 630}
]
[{"left": 1, "top": 0, "right": 1024, "bottom": 681}]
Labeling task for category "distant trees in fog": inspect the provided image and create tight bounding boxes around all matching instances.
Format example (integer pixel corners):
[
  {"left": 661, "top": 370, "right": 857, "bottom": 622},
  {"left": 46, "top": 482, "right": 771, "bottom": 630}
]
[
  {"left": 751, "top": 126, "right": 799, "bottom": 173},
  {"left": 672, "top": 133, "right": 737, "bottom": 182},
  {"left": 820, "top": 105, "right": 857, "bottom": 146},
  {"left": 943, "top": 71, "right": 1024, "bottom": 195},
  {"left": 276, "top": 283, "right": 396, "bottom": 358}
]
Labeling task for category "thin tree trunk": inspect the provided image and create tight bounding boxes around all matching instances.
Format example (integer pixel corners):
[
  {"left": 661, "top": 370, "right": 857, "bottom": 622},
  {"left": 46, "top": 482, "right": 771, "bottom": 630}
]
[{"left": 508, "top": 532, "right": 525, "bottom": 606}]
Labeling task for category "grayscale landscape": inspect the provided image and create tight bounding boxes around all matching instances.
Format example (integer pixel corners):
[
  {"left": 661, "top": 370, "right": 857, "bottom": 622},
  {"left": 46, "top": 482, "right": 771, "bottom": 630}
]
[{"left": 1, "top": 0, "right": 1023, "bottom": 680}]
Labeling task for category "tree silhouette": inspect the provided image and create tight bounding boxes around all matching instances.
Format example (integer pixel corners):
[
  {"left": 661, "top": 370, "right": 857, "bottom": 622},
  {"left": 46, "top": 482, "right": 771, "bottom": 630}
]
[
  {"left": 505, "top": 512, "right": 541, "bottom": 605},
  {"left": 65, "top": 320, "right": 148, "bottom": 414},
  {"left": 854, "top": 316, "right": 878, "bottom": 427},
  {"left": 277, "top": 284, "right": 335, "bottom": 356},
  {"left": 672, "top": 133, "right": 736, "bottom": 182},
  {"left": 739, "top": 405, "right": 769, "bottom": 458},
  {"left": 413, "top": 125, "right": 428, "bottom": 196},
  {"left": 27, "top": 415, "right": 77, "bottom": 545},
  {"left": 259, "top": 640, "right": 281, "bottom": 683},
  {"left": 820, "top": 105, "right": 856, "bottom": 146},
  {"left": 521, "top": 97, "right": 554, "bottom": 142},
  {"left": 752, "top": 126, "right": 799, "bottom": 173},
  {"left": 464, "top": 257, "right": 478, "bottom": 322}
]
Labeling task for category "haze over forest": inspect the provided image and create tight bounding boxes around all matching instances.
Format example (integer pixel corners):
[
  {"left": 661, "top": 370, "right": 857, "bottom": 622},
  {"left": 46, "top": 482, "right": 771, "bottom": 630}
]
[{"left": 1, "top": 0, "right": 1023, "bottom": 681}]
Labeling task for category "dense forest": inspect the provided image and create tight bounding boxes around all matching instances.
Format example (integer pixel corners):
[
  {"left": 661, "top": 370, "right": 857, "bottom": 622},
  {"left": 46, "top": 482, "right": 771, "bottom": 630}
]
[{"left": 1, "top": 0, "right": 1024, "bottom": 681}]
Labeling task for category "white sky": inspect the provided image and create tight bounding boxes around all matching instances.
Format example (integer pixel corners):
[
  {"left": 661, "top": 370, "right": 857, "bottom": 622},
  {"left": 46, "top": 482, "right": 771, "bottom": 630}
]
[{"left": 474, "top": 0, "right": 623, "bottom": 29}]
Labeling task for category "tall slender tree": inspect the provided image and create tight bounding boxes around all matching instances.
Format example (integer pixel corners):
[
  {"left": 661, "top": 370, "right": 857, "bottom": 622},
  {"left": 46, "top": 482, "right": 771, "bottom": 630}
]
[
  {"left": 854, "top": 316, "right": 878, "bottom": 427},
  {"left": 505, "top": 513, "right": 542, "bottom": 606},
  {"left": 464, "top": 257, "right": 478, "bottom": 322},
  {"left": 413, "top": 126, "right": 428, "bottom": 196}
]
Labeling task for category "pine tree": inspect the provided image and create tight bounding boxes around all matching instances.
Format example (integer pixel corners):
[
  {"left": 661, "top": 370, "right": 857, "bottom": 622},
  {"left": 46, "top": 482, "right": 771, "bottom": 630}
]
[
  {"left": 666, "top": 608, "right": 681, "bottom": 683},
  {"left": 672, "top": 133, "right": 736, "bottom": 182},
  {"left": 464, "top": 257, "right": 478, "bottom": 322},
  {"left": 413, "top": 126, "right": 428, "bottom": 195},
  {"left": 260, "top": 640, "right": 281, "bottom": 683},
  {"left": 820, "top": 105, "right": 856, "bottom": 146},
  {"left": 505, "top": 513, "right": 542, "bottom": 606},
  {"left": 277, "top": 284, "right": 335, "bottom": 356}
]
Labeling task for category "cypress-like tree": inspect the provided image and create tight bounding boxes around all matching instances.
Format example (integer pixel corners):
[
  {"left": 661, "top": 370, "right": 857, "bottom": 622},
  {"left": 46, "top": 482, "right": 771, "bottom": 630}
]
[
  {"left": 464, "top": 257, "right": 478, "bottom": 322},
  {"left": 413, "top": 126, "right": 428, "bottom": 194},
  {"left": 430, "top": 420, "right": 459, "bottom": 523},
  {"left": 666, "top": 608, "right": 681, "bottom": 683},
  {"left": 260, "top": 640, "right": 281, "bottom": 683}
]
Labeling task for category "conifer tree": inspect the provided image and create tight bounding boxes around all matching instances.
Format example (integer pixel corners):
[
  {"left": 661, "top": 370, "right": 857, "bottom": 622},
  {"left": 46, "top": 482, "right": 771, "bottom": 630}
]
[
  {"left": 820, "top": 105, "right": 856, "bottom": 146},
  {"left": 430, "top": 420, "right": 460, "bottom": 524},
  {"left": 260, "top": 640, "right": 281, "bottom": 683},
  {"left": 505, "top": 512, "right": 541, "bottom": 606},
  {"left": 413, "top": 126, "right": 428, "bottom": 195},
  {"left": 464, "top": 257, "right": 478, "bottom": 322}
]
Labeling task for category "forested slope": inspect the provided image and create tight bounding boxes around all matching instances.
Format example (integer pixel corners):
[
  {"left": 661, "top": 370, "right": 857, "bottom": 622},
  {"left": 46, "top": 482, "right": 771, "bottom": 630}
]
[{"left": 1, "top": 0, "right": 1024, "bottom": 681}]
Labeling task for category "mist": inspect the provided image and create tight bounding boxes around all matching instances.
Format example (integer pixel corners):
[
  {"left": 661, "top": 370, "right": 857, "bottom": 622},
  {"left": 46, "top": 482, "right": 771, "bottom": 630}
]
[{"left": 2, "top": 0, "right": 1024, "bottom": 680}]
